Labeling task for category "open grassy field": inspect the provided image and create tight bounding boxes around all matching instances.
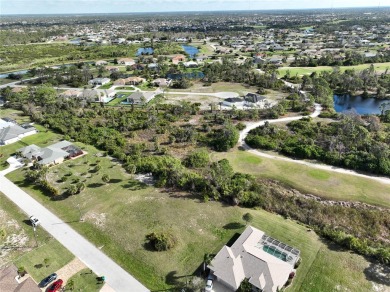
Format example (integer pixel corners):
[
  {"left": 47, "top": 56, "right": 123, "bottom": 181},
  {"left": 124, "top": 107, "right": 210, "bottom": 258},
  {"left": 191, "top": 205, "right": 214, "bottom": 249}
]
[
  {"left": 278, "top": 62, "right": 390, "bottom": 77},
  {"left": 0, "top": 122, "right": 62, "bottom": 170},
  {"left": 5, "top": 143, "right": 382, "bottom": 291},
  {"left": 0, "top": 192, "right": 74, "bottom": 281},
  {"left": 213, "top": 150, "right": 390, "bottom": 208}
]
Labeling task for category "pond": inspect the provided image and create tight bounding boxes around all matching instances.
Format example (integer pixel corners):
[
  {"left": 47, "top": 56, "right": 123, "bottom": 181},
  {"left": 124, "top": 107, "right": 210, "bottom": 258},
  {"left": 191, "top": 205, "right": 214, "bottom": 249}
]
[
  {"left": 136, "top": 47, "right": 154, "bottom": 56},
  {"left": 167, "top": 72, "right": 205, "bottom": 80},
  {"left": 333, "top": 95, "right": 388, "bottom": 115},
  {"left": 182, "top": 45, "right": 199, "bottom": 58}
]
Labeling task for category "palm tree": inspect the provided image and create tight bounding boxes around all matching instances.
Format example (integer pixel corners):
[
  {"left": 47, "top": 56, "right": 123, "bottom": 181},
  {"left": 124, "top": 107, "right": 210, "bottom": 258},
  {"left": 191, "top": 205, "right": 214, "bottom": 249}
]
[{"left": 203, "top": 253, "right": 213, "bottom": 273}]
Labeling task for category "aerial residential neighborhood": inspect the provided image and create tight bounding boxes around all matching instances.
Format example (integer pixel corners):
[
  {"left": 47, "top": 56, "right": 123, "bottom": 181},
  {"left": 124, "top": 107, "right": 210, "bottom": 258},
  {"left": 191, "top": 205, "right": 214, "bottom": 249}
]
[{"left": 0, "top": 2, "right": 389, "bottom": 292}]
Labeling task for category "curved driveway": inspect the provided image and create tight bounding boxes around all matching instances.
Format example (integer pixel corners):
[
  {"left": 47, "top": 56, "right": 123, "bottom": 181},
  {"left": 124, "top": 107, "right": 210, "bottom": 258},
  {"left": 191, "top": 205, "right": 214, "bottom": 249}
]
[
  {"left": 239, "top": 104, "right": 390, "bottom": 185},
  {"left": 0, "top": 174, "right": 149, "bottom": 292}
]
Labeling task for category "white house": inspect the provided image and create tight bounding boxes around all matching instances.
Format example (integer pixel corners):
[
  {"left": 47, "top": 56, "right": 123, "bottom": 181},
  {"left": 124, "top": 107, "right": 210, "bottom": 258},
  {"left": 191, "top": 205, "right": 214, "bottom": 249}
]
[
  {"left": 209, "top": 226, "right": 300, "bottom": 292},
  {"left": 0, "top": 119, "right": 37, "bottom": 146},
  {"left": 126, "top": 92, "right": 157, "bottom": 105},
  {"left": 222, "top": 97, "right": 245, "bottom": 108},
  {"left": 88, "top": 78, "right": 111, "bottom": 86}
]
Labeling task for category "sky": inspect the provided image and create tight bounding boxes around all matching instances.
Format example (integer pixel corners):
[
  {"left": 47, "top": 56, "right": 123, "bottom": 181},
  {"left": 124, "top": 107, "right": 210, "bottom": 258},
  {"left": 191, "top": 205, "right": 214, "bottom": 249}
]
[{"left": 0, "top": 0, "right": 389, "bottom": 15}]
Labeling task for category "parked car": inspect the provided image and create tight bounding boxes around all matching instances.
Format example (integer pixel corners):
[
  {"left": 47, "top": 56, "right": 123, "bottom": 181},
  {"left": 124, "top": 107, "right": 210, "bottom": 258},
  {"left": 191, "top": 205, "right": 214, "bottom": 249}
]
[
  {"left": 205, "top": 279, "right": 213, "bottom": 292},
  {"left": 47, "top": 279, "right": 63, "bottom": 292},
  {"left": 29, "top": 215, "right": 40, "bottom": 227},
  {"left": 39, "top": 273, "right": 57, "bottom": 287}
]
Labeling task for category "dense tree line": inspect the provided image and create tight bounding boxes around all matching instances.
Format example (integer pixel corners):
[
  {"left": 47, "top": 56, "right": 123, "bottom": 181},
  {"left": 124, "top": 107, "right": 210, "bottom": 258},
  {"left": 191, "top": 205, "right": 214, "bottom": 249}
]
[{"left": 246, "top": 114, "right": 390, "bottom": 176}]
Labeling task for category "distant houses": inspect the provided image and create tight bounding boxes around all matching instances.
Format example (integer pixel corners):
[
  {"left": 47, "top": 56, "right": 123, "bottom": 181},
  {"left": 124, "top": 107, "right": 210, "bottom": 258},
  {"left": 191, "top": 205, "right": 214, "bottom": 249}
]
[
  {"left": 0, "top": 118, "right": 37, "bottom": 146},
  {"left": 88, "top": 78, "right": 111, "bottom": 86}
]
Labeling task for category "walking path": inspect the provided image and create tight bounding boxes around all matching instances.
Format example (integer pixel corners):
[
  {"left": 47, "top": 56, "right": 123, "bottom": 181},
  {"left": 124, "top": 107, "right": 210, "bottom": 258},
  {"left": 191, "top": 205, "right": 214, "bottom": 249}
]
[
  {"left": 0, "top": 175, "right": 149, "bottom": 292},
  {"left": 239, "top": 103, "right": 390, "bottom": 185}
]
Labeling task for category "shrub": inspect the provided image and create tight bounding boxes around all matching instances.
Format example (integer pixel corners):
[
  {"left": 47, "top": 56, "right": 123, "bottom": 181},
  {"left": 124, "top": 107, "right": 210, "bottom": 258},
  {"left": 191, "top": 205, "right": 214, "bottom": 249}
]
[
  {"left": 146, "top": 231, "right": 177, "bottom": 251},
  {"left": 184, "top": 149, "right": 209, "bottom": 168}
]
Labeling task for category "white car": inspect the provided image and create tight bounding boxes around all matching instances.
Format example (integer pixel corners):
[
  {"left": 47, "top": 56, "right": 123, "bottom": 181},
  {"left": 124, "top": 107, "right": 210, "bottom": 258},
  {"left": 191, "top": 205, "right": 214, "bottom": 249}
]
[
  {"left": 29, "top": 215, "right": 40, "bottom": 227},
  {"left": 205, "top": 279, "right": 213, "bottom": 292}
]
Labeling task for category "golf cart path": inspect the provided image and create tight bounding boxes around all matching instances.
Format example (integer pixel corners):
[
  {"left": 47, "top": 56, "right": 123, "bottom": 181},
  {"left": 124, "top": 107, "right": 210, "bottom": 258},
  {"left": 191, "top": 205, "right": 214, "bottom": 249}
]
[
  {"left": 239, "top": 103, "right": 390, "bottom": 185},
  {"left": 0, "top": 175, "right": 149, "bottom": 292}
]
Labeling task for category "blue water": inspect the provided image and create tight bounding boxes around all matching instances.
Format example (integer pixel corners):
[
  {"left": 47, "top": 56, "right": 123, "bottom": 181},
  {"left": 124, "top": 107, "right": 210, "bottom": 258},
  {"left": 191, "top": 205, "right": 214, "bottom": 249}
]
[
  {"left": 167, "top": 72, "right": 205, "bottom": 80},
  {"left": 182, "top": 45, "right": 199, "bottom": 58},
  {"left": 333, "top": 95, "right": 387, "bottom": 115},
  {"left": 69, "top": 38, "right": 81, "bottom": 45},
  {"left": 136, "top": 47, "right": 154, "bottom": 56}
]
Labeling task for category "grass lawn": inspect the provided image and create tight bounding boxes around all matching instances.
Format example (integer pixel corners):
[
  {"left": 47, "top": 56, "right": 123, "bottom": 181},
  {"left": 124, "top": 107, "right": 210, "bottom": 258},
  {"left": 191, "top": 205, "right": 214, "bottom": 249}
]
[
  {"left": 0, "top": 192, "right": 74, "bottom": 282},
  {"left": 67, "top": 268, "right": 104, "bottom": 291},
  {"left": 98, "top": 82, "right": 113, "bottom": 89},
  {"left": 5, "top": 143, "right": 379, "bottom": 291},
  {"left": 213, "top": 150, "right": 390, "bottom": 208},
  {"left": 278, "top": 62, "right": 390, "bottom": 77},
  {"left": 0, "top": 123, "right": 62, "bottom": 171},
  {"left": 0, "top": 108, "right": 31, "bottom": 124}
]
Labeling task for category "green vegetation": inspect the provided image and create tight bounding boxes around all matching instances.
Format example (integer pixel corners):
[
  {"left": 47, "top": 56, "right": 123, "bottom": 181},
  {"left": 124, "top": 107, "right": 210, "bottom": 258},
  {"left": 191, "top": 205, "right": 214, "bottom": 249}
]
[
  {"left": 215, "top": 150, "right": 390, "bottom": 208},
  {"left": 0, "top": 43, "right": 139, "bottom": 72},
  {"left": 66, "top": 269, "right": 104, "bottom": 291},
  {"left": 278, "top": 62, "right": 390, "bottom": 76},
  {"left": 0, "top": 122, "right": 62, "bottom": 170},
  {"left": 0, "top": 192, "right": 74, "bottom": 282},
  {"left": 3, "top": 166, "right": 379, "bottom": 291},
  {"left": 246, "top": 115, "right": 390, "bottom": 176}
]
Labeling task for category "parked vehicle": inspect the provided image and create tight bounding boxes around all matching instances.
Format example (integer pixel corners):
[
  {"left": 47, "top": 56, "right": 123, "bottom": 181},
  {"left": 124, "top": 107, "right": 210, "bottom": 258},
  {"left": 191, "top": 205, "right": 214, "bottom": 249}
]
[
  {"left": 29, "top": 215, "right": 40, "bottom": 227},
  {"left": 205, "top": 279, "right": 213, "bottom": 292},
  {"left": 47, "top": 279, "right": 63, "bottom": 292},
  {"left": 39, "top": 273, "right": 57, "bottom": 287}
]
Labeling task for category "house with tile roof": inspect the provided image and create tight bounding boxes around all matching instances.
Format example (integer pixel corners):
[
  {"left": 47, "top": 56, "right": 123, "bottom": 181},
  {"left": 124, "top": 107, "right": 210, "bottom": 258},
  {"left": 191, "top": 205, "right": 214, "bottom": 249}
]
[
  {"left": 209, "top": 226, "right": 300, "bottom": 292},
  {"left": 0, "top": 264, "right": 40, "bottom": 292}
]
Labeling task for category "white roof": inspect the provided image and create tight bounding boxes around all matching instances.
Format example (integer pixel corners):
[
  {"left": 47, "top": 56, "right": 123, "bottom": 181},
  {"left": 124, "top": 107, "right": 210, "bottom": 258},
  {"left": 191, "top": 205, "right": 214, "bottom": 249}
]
[{"left": 209, "top": 226, "right": 299, "bottom": 292}]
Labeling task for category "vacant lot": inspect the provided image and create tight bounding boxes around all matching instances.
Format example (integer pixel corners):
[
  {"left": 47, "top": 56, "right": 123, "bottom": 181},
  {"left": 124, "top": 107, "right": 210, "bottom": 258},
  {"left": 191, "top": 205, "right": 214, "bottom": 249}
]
[
  {"left": 5, "top": 144, "right": 381, "bottom": 291},
  {"left": 213, "top": 150, "right": 390, "bottom": 208}
]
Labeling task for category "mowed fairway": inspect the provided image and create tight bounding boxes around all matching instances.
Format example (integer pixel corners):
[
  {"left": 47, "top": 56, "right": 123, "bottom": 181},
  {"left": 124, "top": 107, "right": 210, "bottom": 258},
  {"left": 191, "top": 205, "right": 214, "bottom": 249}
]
[
  {"left": 278, "top": 62, "right": 390, "bottom": 76},
  {"left": 213, "top": 150, "right": 390, "bottom": 208},
  {"left": 5, "top": 145, "right": 381, "bottom": 291}
]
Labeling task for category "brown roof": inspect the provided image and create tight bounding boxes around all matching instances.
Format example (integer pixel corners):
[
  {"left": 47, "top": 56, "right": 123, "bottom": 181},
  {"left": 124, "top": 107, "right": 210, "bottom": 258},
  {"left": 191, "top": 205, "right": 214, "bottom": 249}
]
[{"left": 0, "top": 265, "right": 40, "bottom": 292}]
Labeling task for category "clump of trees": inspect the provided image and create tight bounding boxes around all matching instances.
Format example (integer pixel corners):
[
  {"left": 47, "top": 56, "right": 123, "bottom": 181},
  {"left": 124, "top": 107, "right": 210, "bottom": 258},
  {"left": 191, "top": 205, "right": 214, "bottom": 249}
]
[
  {"left": 246, "top": 114, "right": 390, "bottom": 176},
  {"left": 146, "top": 231, "right": 177, "bottom": 251}
]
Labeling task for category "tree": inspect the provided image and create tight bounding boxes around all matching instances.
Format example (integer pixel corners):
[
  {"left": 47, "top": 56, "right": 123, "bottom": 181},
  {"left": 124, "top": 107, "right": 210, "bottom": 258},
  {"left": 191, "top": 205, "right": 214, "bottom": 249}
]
[
  {"left": 66, "top": 279, "right": 75, "bottom": 291},
  {"left": 102, "top": 174, "right": 110, "bottom": 184},
  {"left": 211, "top": 122, "right": 239, "bottom": 152},
  {"left": 203, "top": 253, "right": 213, "bottom": 273},
  {"left": 146, "top": 231, "right": 177, "bottom": 251},
  {"left": 242, "top": 213, "right": 253, "bottom": 225},
  {"left": 76, "top": 182, "right": 86, "bottom": 193},
  {"left": 43, "top": 258, "right": 50, "bottom": 267},
  {"left": 67, "top": 184, "right": 78, "bottom": 196},
  {"left": 17, "top": 266, "right": 26, "bottom": 277},
  {"left": 237, "top": 278, "right": 252, "bottom": 292}
]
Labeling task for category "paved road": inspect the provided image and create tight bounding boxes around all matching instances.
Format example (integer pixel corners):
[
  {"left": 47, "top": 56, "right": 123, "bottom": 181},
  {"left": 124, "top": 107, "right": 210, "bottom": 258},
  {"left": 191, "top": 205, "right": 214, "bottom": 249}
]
[
  {"left": 239, "top": 103, "right": 390, "bottom": 185},
  {"left": 0, "top": 175, "right": 149, "bottom": 292}
]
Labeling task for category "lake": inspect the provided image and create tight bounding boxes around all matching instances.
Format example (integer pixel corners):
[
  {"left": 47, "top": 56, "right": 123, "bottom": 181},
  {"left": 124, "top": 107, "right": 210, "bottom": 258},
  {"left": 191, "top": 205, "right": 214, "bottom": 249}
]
[
  {"left": 167, "top": 71, "right": 205, "bottom": 80},
  {"left": 182, "top": 45, "right": 199, "bottom": 58},
  {"left": 333, "top": 95, "right": 388, "bottom": 115},
  {"left": 136, "top": 47, "right": 154, "bottom": 56}
]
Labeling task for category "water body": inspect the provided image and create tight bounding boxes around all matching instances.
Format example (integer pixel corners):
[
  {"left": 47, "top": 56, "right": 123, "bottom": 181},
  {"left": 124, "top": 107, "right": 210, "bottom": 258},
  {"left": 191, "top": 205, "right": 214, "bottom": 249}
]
[
  {"left": 69, "top": 38, "right": 81, "bottom": 45},
  {"left": 136, "top": 47, "right": 154, "bottom": 56},
  {"left": 181, "top": 45, "right": 199, "bottom": 58},
  {"left": 333, "top": 95, "right": 388, "bottom": 115},
  {"left": 167, "top": 72, "right": 205, "bottom": 80}
]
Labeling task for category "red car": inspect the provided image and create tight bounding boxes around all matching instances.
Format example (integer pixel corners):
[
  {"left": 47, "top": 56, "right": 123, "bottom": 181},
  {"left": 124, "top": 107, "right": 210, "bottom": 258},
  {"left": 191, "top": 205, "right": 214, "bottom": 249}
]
[{"left": 47, "top": 279, "right": 63, "bottom": 292}]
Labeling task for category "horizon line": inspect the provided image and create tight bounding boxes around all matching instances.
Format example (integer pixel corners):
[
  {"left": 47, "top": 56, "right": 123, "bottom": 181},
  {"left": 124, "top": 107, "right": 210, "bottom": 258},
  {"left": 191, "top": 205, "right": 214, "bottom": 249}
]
[{"left": 2, "top": 6, "right": 390, "bottom": 16}]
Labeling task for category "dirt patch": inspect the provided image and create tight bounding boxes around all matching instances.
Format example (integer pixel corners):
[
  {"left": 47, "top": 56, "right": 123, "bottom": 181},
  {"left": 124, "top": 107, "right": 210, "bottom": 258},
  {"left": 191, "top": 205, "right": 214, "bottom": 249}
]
[{"left": 82, "top": 212, "right": 106, "bottom": 228}]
